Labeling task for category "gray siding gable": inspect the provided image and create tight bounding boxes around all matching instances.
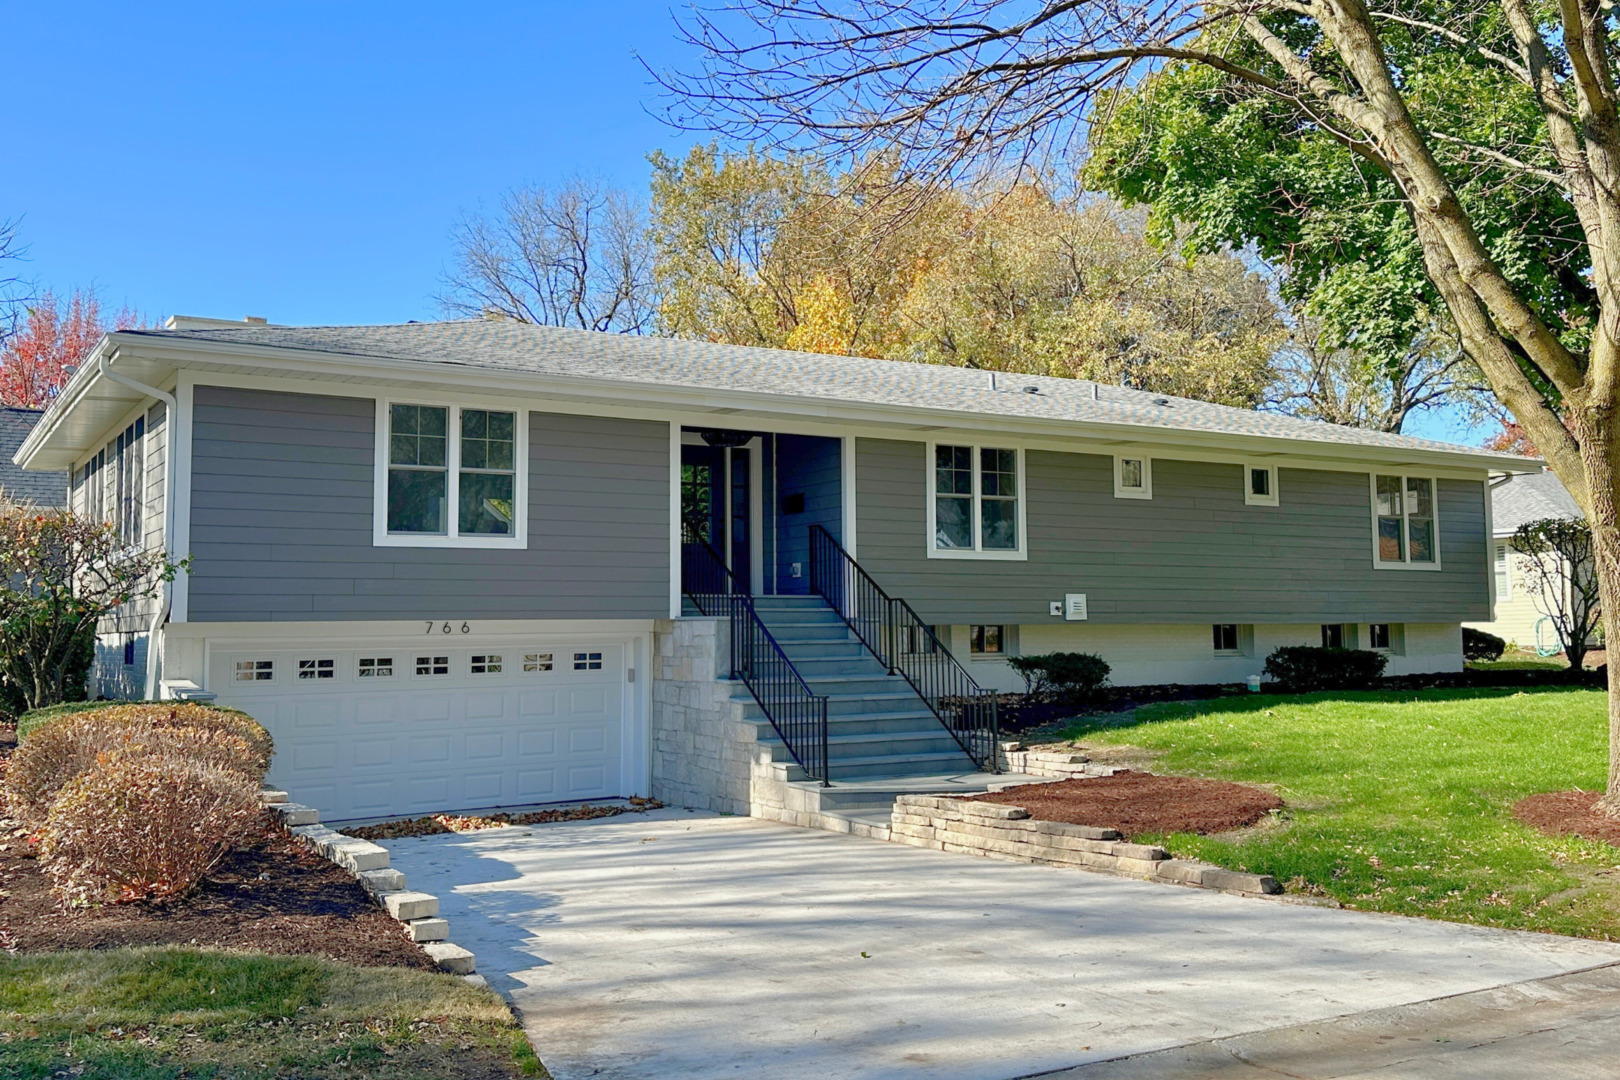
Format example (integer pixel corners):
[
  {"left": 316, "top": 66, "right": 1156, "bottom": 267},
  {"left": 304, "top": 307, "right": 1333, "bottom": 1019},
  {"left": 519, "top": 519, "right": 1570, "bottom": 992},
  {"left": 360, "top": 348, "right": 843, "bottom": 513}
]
[
  {"left": 855, "top": 438, "right": 1489, "bottom": 625},
  {"left": 187, "top": 386, "right": 669, "bottom": 622}
]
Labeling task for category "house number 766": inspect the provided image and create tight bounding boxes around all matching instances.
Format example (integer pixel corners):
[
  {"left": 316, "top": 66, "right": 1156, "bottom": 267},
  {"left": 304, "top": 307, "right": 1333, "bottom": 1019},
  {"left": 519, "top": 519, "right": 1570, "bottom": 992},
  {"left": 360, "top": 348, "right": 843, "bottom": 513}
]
[{"left": 425, "top": 621, "right": 471, "bottom": 634}]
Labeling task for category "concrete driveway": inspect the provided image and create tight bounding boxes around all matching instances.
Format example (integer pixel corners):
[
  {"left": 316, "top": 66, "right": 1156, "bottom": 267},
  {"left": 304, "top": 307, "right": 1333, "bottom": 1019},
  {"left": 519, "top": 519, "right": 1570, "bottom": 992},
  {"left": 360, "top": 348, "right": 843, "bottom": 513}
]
[{"left": 382, "top": 809, "right": 1620, "bottom": 1080}]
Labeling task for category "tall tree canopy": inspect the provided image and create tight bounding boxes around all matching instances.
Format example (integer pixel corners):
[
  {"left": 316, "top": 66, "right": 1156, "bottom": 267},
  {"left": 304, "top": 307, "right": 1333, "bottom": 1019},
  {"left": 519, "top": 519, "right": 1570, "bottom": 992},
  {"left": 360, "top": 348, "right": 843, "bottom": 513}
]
[
  {"left": 648, "top": 144, "right": 1285, "bottom": 403},
  {"left": 662, "top": 0, "right": 1620, "bottom": 809}
]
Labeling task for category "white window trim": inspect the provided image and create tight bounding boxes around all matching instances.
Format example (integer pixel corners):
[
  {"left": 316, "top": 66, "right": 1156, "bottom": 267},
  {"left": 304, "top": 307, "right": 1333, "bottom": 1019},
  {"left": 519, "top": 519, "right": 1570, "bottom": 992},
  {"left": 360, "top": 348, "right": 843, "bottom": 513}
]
[
  {"left": 1369, "top": 474, "right": 1443, "bottom": 571},
  {"left": 372, "top": 399, "right": 529, "bottom": 549},
  {"left": 1244, "top": 463, "right": 1280, "bottom": 507},
  {"left": 1114, "top": 455, "right": 1153, "bottom": 500},
  {"left": 925, "top": 442, "right": 1029, "bottom": 561}
]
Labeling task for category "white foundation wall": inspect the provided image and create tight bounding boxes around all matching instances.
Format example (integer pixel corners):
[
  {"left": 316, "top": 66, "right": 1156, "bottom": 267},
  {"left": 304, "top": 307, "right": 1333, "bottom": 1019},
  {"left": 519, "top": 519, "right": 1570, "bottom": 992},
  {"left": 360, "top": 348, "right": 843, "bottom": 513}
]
[{"left": 947, "top": 621, "right": 1465, "bottom": 692}]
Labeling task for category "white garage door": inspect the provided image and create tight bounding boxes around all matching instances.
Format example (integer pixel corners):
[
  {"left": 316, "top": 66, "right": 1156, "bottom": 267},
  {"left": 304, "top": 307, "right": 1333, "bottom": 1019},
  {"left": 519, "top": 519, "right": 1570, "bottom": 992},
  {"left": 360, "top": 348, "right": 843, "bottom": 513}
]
[{"left": 212, "top": 639, "right": 628, "bottom": 821}]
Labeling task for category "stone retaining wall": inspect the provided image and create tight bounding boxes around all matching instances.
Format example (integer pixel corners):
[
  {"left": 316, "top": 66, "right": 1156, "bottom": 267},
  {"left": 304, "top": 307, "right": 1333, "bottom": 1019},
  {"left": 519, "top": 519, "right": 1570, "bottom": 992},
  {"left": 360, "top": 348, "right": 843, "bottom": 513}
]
[
  {"left": 890, "top": 795, "right": 1282, "bottom": 897},
  {"left": 996, "top": 742, "right": 1120, "bottom": 780}
]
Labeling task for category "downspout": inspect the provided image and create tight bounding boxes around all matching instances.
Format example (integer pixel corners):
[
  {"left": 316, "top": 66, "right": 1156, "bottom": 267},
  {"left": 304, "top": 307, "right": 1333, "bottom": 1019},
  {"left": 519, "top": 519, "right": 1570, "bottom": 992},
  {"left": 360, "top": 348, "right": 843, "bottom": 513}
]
[{"left": 97, "top": 353, "right": 177, "bottom": 701}]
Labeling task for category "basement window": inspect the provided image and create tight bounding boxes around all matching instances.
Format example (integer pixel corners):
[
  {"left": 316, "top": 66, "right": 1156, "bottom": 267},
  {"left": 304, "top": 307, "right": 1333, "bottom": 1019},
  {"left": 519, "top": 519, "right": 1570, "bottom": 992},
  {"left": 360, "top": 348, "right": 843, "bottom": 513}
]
[{"left": 969, "top": 625, "right": 1005, "bottom": 655}]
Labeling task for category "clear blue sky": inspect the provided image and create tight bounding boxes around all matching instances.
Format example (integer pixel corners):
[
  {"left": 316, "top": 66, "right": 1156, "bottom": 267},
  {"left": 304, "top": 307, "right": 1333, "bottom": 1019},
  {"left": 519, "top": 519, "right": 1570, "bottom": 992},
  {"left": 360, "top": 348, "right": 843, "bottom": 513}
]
[
  {"left": 2, "top": 1, "right": 1484, "bottom": 443},
  {"left": 3, "top": 1, "right": 694, "bottom": 326}
]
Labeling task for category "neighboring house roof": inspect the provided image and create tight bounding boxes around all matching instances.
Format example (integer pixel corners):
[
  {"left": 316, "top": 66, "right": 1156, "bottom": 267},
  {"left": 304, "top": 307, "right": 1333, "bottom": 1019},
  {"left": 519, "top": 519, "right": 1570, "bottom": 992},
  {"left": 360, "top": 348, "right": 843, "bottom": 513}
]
[
  {"left": 114, "top": 321, "right": 1534, "bottom": 465},
  {"left": 1492, "top": 469, "right": 1584, "bottom": 536},
  {"left": 0, "top": 406, "right": 65, "bottom": 506}
]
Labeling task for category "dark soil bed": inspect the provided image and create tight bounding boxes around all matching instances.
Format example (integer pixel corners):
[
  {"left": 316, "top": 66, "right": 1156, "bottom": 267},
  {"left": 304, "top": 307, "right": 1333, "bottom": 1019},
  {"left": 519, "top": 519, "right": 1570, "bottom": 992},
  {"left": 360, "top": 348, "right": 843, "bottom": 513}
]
[
  {"left": 0, "top": 820, "right": 435, "bottom": 967},
  {"left": 1513, "top": 789, "right": 1620, "bottom": 846},
  {"left": 0, "top": 720, "right": 430, "bottom": 968},
  {"left": 970, "top": 771, "right": 1283, "bottom": 837}
]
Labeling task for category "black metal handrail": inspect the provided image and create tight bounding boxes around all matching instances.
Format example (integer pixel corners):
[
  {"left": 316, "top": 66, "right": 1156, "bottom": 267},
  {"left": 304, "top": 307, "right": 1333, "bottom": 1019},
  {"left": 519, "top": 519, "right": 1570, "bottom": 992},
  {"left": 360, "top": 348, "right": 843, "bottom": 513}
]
[
  {"left": 682, "top": 541, "right": 830, "bottom": 785},
  {"left": 807, "top": 524, "right": 999, "bottom": 771}
]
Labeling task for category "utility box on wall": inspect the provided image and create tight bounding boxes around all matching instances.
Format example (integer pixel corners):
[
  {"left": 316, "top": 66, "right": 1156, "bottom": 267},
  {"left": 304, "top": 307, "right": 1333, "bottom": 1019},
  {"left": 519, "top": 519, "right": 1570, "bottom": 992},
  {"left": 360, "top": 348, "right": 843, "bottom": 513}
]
[{"left": 1064, "top": 594, "right": 1088, "bottom": 621}]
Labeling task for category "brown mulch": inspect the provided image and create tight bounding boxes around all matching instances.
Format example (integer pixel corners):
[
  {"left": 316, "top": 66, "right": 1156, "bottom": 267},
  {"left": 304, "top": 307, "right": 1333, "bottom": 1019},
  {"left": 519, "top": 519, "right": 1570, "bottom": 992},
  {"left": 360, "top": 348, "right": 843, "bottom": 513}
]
[
  {"left": 0, "top": 719, "right": 431, "bottom": 967},
  {"left": 970, "top": 771, "right": 1283, "bottom": 838},
  {"left": 1513, "top": 789, "right": 1620, "bottom": 846},
  {"left": 0, "top": 818, "right": 435, "bottom": 967},
  {"left": 344, "top": 796, "right": 663, "bottom": 840}
]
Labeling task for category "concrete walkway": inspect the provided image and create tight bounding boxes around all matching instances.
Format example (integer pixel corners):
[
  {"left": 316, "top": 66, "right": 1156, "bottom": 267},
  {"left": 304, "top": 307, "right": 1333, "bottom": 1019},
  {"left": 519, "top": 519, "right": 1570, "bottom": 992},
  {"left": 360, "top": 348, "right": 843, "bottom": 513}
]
[{"left": 383, "top": 809, "right": 1620, "bottom": 1080}]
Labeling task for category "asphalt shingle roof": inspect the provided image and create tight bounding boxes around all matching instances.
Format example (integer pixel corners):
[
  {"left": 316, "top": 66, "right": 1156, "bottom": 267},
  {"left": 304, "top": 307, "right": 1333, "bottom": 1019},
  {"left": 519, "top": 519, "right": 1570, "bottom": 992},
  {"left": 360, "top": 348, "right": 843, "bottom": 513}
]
[
  {"left": 1492, "top": 469, "right": 1583, "bottom": 535},
  {"left": 0, "top": 407, "right": 66, "bottom": 506},
  {"left": 125, "top": 320, "right": 1529, "bottom": 463}
]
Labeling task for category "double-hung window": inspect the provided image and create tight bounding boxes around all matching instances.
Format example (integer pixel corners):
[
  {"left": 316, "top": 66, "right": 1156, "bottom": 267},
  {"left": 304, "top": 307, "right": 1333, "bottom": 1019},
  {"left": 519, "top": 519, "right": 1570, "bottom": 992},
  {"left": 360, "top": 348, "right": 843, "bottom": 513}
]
[
  {"left": 1372, "top": 475, "right": 1439, "bottom": 568},
  {"left": 928, "top": 444, "right": 1025, "bottom": 559},
  {"left": 377, "top": 401, "right": 525, "bottom": 546}
]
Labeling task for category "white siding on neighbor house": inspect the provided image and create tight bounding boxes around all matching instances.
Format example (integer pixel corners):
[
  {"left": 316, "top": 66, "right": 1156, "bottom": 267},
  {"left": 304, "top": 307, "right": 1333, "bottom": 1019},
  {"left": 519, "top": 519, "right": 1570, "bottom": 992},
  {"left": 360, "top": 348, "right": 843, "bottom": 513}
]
[
  {"left": 949, "top": 621, "right": 1464, "bottom": 692},
  {"left": 1466, "top": 546, "right": 1570, "bottom": 651}
]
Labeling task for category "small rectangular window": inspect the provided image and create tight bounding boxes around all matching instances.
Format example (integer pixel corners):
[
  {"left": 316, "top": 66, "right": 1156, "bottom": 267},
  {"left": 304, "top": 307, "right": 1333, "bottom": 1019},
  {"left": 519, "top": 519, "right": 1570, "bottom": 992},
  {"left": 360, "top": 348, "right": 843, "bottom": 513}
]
[
  {"left": 1213, "top": 624, "right": 1240, "bottom": 654},
  {"left": 235, "top": 659, "right": 273, "bottom": 682},
  {"left": 298, "top": 658, "right": 335, "bottom": 680},
  {"left": 358, "top": 657, "right": 394, "bottom": 678},
  {"left": 1495, "top": 542, "right": 1511, "bottom": 599},
  {"left": 1115, "top": 456, "right": 1152, "bottom": 499},
  {"left": 415, "top": 655, "right": 450, "bottom": 676},
  {"left": 123, "top": 638, "right": 136, "bottom": 667},
  {"left": 969, "top": 625, "right": 1004, "bottom": 655},
  {"left": 1369, "top": 623, "right": 1391, "bottom": 650},
  {"left": 573, "top": 651, "right": 603, "bottom": 671},
  {"left": 1245, "top": 464, "right": 1278, "bottom": 506},
  {"left": 1321, "top": 624, "right": 1345, "bottom": 649},
  {"left": 471, "top": 654, "right": 503, "bottom": 674},
  {"left": 524, "top": 652, "right": 554, "bottom": 672}
]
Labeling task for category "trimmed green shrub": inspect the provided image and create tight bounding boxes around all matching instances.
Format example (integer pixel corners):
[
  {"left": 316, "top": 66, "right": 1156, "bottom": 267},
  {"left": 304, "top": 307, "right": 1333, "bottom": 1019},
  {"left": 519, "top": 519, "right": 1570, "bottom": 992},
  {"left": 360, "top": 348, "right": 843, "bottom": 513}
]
[
  {"left": 1263, "top": 646, "right": 1388, "bottom": 692},
  {"left": 1463, "top": 627, "right": 1507, "bottom": 662},
  {"left": 1007, "top": 651, "right": 1111, "bottom": 705}
]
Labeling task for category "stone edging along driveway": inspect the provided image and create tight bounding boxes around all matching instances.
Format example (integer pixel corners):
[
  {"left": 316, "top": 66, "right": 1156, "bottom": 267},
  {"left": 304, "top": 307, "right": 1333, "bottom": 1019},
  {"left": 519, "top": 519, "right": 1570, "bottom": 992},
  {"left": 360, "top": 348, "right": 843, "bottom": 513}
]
[
  {"left": 889, "top": 794, "right": 1284, "bottom": 898},
  {"left": 259, "top": 788, "right": 481, "bottom": 981}
]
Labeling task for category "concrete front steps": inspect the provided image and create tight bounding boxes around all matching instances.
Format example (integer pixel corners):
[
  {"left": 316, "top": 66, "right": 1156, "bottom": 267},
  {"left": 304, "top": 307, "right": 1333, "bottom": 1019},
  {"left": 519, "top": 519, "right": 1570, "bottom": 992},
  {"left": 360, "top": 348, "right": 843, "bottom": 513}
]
[{"left": 740, "top": 595, "right": 1042, "bottom": 836}]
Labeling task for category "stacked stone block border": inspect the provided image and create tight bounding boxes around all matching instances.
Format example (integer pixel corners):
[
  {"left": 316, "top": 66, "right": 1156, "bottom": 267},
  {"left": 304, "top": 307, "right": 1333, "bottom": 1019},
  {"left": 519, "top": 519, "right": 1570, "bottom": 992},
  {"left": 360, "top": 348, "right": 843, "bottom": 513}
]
[
  {"left": 262, "top": 789, "right": 481, "bottom": 982},
  {"left": 889, "top": 795, "right": 1282, "bottom": 898},
  {"left": 996, "top": 741, "right": 1121, "bottom": 780}
]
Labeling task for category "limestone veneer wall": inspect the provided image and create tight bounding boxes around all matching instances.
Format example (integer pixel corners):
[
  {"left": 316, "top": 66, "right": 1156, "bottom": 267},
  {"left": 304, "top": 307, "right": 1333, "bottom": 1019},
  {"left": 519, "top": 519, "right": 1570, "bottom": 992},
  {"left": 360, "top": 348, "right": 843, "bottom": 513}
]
[{"left": 650, "top": 617, "right": 760, "bottom": 815}]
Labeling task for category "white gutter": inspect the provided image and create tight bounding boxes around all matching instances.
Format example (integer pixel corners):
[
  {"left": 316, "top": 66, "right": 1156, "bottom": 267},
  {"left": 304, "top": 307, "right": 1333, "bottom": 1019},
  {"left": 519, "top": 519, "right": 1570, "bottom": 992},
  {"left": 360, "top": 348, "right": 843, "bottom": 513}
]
[{"left": 97, "top": 352, "right": 177, "bottom": 702}]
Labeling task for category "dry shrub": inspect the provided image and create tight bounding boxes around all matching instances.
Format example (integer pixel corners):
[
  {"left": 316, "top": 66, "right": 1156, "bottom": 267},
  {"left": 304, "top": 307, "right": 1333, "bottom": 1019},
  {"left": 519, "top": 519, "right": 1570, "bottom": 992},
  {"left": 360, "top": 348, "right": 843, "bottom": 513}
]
[
  {"left": 5, "top": 707, "right": 269, "bottom": 827},
  {"left": 40, "top": 753, "right": 264, "bottom": 902}
]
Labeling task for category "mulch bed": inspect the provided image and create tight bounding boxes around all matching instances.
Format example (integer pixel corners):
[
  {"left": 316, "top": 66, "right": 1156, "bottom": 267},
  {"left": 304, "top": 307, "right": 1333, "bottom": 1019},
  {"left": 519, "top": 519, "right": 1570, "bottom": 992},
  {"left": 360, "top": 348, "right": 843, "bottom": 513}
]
[
  {"left": 1513, "top": 789, "right": 1620, "bottom": 846},
  {"left": 970, "top": 771, "right": 1283, "bottom": 837},
  {"left": 0, "top": 719, "right": 431, "bottom": 967},
  {"left": 0, "top": 818, "right": 435, "bottom": 968}
]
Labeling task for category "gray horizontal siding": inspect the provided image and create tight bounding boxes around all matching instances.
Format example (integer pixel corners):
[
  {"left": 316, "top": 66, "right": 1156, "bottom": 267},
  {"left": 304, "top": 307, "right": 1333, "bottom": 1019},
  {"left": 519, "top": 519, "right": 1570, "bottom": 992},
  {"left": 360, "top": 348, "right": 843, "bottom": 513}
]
[
  {"left": 855, "top": 438, "right": 1489, "bottom": 625},
  {"left": 186, "top": 386, "right": 669, "bottom": 622}
]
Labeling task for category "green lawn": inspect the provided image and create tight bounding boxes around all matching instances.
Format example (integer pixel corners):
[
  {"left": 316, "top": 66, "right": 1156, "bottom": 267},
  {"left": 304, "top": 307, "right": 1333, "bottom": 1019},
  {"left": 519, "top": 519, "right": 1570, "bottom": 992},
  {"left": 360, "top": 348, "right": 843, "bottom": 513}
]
[
  {"left": 0, "top": 947, "right": 546, "bottom": 1079},
  {"left": 1056, "top": 688, "right": 1620, "bottom": 939}
]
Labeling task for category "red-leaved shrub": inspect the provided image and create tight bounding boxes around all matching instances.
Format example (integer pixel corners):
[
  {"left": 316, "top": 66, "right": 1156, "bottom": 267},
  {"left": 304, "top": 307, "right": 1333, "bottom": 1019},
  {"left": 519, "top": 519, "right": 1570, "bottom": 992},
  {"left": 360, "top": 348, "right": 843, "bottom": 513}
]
[{"left": 40, "top": 753, "right": 264, "bottom": 903}]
